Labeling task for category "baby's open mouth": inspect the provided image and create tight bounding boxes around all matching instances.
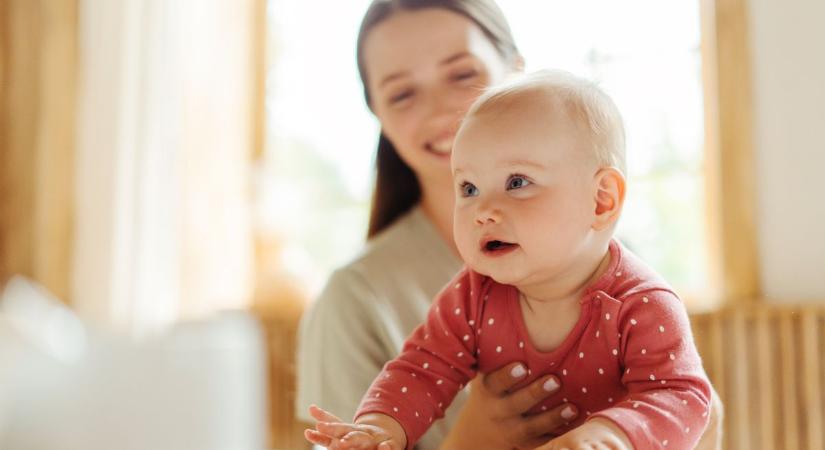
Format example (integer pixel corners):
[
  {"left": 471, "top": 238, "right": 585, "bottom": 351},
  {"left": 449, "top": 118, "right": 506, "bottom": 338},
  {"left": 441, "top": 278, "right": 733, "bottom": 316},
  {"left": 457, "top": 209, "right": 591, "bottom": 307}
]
[{"left": 482, "top": 239, "right": 519, "bottom": 254}]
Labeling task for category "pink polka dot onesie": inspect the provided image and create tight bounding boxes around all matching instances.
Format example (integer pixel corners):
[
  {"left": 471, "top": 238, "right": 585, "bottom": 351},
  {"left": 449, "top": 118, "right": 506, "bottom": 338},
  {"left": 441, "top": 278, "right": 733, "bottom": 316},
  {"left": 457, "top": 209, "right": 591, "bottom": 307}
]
[{"left": 356, "top": 240, "right": 712, "bottom": 449}]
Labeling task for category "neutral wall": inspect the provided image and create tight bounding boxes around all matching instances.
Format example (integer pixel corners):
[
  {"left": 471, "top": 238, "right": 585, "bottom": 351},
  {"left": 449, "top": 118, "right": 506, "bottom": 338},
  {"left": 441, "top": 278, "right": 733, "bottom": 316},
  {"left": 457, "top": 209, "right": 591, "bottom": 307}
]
[{"left": 750, "top": 0, "right": 825, "bottom": 301}]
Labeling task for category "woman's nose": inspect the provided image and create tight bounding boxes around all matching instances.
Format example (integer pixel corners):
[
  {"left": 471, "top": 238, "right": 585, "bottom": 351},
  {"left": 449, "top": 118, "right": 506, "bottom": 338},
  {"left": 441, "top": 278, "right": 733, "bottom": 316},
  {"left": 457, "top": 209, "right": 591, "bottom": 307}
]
[{"left": 424, "top": 88, "right": 467, "bottom": 125}]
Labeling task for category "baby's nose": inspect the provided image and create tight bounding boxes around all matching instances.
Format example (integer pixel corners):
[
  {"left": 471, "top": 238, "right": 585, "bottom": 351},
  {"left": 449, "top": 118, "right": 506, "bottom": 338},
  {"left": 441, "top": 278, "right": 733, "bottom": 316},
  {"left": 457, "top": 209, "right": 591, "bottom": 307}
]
[{"left": 475, "top": 203, "right": 502, "bottom": 225}]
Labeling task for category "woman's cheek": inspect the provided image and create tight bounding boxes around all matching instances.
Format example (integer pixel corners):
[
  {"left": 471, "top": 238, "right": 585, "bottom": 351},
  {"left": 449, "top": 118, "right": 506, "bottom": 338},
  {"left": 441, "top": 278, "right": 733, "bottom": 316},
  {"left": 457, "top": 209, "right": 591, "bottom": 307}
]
[{"left": 395, "top": 121, "right": 424, "bottom": 155}]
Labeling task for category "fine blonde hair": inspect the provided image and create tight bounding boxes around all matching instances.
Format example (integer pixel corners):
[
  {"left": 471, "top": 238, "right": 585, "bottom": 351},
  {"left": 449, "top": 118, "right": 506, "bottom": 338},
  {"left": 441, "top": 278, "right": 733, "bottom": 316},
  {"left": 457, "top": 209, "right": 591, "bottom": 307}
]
[{"left": 467, "top": 70, "right": 627, "bottom": 175}]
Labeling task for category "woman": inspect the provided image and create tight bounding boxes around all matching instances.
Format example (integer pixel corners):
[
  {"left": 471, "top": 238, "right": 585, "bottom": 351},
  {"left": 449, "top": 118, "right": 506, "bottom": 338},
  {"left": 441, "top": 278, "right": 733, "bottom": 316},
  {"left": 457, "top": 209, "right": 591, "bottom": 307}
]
[{"left": 296, "top": 1, "right": 722, "bottom": 449}]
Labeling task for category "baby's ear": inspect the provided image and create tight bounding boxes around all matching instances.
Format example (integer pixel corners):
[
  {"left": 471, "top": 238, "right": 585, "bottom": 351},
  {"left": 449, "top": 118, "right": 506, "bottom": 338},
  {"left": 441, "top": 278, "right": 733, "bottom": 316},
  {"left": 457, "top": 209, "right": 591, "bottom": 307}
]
[{"left": 592, "top": 167, "right": 626, "bottom": 231}]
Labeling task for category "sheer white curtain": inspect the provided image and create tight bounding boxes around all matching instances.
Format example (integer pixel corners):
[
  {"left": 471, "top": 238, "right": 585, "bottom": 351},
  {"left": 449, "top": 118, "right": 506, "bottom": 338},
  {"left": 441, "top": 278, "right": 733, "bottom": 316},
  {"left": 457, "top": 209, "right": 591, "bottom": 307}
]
[{"left": 72, "top": 0, "right": 256, "bottom": 334}]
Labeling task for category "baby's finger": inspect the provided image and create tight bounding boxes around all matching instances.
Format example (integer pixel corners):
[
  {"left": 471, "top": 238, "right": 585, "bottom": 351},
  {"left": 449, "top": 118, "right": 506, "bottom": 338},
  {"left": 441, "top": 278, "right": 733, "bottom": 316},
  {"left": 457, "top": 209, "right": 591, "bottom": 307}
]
[
  {"left": 330, "top": 431, "right": 372, "bottom": 450},
  {"left": 377, "top": 439, "right": 404, "bottom": 450},
  {"left": 309, "top": 404, "right": 344, "bottom": 423},
  {"left": 343, "top": 430, "right": 373, "bottom": 445},
  {"left": 316, "top": 421, "right": 362, "bottom": 438},
  {"left": 304, "top": 429, "right": 332, "bottom": 447}
]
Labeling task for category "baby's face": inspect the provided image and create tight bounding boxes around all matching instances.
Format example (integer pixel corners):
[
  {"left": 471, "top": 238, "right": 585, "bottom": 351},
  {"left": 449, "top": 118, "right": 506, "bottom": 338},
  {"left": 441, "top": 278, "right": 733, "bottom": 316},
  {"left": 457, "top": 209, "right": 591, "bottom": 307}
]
[{"left": 451, "top": 105, "right": 600, "bottom": 287}]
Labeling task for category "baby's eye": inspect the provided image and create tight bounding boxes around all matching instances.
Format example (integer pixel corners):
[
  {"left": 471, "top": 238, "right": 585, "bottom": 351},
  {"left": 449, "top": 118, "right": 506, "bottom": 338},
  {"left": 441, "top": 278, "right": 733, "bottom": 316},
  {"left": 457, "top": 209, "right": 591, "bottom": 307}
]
[
  {"left": 461, "top": 182, "right": 479, "bottom": 197},
  {"left": 506, "top": 175, "right": 531, "bottom": 190}
]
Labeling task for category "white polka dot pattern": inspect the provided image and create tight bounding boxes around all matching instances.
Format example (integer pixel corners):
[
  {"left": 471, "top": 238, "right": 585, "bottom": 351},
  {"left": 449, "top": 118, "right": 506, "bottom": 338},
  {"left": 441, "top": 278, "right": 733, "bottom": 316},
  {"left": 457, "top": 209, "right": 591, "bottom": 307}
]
[{"left": 354, "top": 249, "right": 711, "bottom": 450}]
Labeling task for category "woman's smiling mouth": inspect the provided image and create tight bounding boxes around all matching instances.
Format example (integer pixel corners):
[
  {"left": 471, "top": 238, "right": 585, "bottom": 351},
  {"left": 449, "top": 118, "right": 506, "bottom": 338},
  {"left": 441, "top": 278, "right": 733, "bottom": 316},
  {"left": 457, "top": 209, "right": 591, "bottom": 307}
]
[{"left": 424, "top": 133, "right": 455, "bottom": 157}]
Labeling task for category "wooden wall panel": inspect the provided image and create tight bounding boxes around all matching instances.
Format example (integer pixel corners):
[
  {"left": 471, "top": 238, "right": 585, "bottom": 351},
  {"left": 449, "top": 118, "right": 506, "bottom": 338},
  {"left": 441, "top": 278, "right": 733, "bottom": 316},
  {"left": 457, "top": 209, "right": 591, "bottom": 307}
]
[{"left": 692, "top": 305, "right": 825, "bottom": 449}]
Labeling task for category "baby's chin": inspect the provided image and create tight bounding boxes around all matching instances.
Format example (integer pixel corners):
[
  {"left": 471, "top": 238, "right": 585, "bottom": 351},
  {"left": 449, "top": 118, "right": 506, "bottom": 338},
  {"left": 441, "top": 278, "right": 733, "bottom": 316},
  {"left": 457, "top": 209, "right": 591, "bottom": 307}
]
[
  {"left": 487, "top": 272, "right": 527, "bottom": 287},
  {"left": 464, "top": 260, "right": 495, "bottom": 279},
  {"left": 467, "top": 262, "right": 525, "bottom": 286}
]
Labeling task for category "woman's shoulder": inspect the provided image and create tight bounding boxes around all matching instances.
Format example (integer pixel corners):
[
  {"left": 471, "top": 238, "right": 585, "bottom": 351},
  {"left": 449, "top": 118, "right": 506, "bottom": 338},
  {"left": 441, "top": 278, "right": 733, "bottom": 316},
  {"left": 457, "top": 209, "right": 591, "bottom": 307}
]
[
  {"left": 360, "top": 206, "right": 441, "bottom": 259},
  {"left": 311, "top": 206, "right": 463, "bottom": 316},
  {"left": 309, "top": 262, "right": 377, "bottom": 319},
  {"left": 346, "top": 206, "right": 460, "bottom": 284},
  {"left": 302, "top": 212, "right": 419, "bottom": 317}
]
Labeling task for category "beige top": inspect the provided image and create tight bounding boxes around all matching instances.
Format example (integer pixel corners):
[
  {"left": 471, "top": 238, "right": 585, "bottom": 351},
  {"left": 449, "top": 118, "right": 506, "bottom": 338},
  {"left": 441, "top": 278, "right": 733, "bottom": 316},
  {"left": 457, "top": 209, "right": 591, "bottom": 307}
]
[{"left": 296, "top": 206, "right": 466, "bottom": 450}]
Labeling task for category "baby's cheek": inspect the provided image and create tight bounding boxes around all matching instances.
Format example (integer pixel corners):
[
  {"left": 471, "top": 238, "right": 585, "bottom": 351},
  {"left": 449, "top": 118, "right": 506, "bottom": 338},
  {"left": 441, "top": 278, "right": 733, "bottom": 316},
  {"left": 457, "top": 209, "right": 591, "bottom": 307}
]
[{"left": 453, "top": 222, "right": 475, "bottom": 257}]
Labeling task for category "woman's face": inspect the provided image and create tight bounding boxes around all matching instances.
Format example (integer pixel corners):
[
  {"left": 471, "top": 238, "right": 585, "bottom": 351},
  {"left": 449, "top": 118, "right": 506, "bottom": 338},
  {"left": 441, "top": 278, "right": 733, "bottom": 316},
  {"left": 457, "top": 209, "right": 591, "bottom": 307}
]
[{"left": 362, "top": 8, "right": 514, "bottom": 190}]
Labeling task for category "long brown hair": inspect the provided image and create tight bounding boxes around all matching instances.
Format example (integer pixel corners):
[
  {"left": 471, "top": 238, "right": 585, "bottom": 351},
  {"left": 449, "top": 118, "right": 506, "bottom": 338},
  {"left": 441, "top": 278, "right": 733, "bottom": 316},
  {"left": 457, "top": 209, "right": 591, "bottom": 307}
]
[{"left": 356, "top": 0, "right": 521, "bottom": 238}]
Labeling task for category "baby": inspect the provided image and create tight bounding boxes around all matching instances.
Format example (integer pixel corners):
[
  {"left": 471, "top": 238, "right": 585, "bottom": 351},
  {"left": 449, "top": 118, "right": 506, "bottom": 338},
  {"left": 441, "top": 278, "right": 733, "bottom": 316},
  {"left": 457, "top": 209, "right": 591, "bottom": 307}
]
[{"left": 306, "top": 71, "right": 711, "bottom": 450}]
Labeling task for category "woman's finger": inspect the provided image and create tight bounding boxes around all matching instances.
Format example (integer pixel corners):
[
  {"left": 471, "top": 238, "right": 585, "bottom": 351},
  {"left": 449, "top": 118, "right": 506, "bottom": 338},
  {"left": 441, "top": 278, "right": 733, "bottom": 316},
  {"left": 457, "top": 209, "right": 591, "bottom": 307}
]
[
  {"left": 519, "top": 435, "right": 555, "bottom": 450},
  {"left": 516, "top": 403, "right": 578, "bottom": 448},
  {"left": 304, "top": 429, "right": 333, "bottom": 447},
  {"left": 530, "top": 438, "right": 560, "bottom": 450},
  {"left": 481, "top": 362, "right": 529, "bottom": 396},
  {"left": 501, "top": 375, "right": 562, "bottom": 415},
  {"left": 309, "top": 404, "right": 344, "bottom": 423}
]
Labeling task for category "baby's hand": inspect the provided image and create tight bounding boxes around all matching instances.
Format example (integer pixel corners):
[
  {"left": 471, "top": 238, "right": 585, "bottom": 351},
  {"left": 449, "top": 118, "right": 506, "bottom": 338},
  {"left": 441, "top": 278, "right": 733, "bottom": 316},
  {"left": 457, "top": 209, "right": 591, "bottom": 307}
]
[
  {"left": 304, "top": 405, "right": 407, "bottom": 450},
  {"left": 535, "top": 418, "right": 633, "bottom": 450}
]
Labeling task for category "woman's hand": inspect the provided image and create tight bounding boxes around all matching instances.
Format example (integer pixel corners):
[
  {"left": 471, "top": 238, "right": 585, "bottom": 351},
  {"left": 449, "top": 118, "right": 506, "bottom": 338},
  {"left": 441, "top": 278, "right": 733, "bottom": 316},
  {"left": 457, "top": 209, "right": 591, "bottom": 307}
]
[{"left": 440, "top": 362, "right": 578, "bottom": 450}]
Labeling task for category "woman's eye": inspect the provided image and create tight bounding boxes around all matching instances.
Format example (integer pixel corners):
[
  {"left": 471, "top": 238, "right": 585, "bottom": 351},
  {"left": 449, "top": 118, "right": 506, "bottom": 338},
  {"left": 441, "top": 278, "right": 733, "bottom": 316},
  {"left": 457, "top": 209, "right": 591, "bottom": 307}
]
[
  {"left": 506, "top": 176, "right": 531, "bottom": 190},
  {"left": 389, "top": 90, "right": 414, "bottom": 105},
  {"left": 461, "top": 182, "right": 479, "bottom": 197},
  {"left": 453, "top": 70, "right": 478, "bottom": 82}
]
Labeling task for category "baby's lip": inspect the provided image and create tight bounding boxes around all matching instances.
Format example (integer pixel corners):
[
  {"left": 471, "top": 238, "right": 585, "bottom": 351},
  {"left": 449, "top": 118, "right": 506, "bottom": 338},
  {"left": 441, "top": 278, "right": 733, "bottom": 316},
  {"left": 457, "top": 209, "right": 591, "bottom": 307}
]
[{"left": 479, "top": 237, "right": 519, "bottom": 253}]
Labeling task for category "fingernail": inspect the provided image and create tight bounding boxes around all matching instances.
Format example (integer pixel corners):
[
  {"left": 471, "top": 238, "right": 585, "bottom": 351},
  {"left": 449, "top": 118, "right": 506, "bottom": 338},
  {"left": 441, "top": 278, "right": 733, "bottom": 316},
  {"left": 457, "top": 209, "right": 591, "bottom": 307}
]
[
  {"left": 561, "top": 405, "right": 577, "bottom": 420},
  {"left": 543, "top": 377, "right": 559, "bottom": 392},
  {"left": 511, "top": 364, "right": 527, "bottom": 378}
]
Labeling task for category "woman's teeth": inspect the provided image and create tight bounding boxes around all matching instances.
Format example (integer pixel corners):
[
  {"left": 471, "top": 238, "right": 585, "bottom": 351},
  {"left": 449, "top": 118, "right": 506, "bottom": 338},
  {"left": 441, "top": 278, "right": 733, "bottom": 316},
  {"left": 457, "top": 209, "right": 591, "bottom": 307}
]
[{"left": 427, "top": 139, "right": 453, "bottom": 155}]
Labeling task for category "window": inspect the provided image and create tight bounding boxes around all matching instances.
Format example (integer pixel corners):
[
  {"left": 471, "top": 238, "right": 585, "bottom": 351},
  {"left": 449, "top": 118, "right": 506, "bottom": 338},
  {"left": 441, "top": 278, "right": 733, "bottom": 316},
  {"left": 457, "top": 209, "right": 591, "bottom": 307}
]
[
  {"left": 259, "top": 0, "right": 376, "bottom": 292},
  {"left": 262, "top": 0, "right": 710, "bottom": 299}
]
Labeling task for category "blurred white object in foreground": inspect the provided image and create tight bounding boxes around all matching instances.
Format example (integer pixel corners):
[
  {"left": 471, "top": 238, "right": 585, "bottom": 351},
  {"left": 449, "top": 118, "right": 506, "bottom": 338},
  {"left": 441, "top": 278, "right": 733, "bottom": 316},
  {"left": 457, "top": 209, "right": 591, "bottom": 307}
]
[{"left": 0, "top": 276, "right": 268, "bottom": 450}]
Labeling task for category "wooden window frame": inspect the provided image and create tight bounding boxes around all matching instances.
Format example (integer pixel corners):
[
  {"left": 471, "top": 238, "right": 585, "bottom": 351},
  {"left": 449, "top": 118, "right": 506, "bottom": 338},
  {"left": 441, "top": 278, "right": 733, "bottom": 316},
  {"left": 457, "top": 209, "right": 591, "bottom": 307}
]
[
  {"left": 0, "top": 0, "right": 78, "bottom": 302},
  {"left": 700, "top": 0, "right": 760, "bottom": 308}
]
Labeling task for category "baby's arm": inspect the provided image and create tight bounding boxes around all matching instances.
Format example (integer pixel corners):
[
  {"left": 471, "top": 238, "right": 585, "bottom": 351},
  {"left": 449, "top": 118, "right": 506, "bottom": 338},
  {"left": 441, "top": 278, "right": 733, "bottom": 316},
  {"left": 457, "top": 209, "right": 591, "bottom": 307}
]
[
  {"left": 535, "top": 418, "right": 633, "bottom": 450},
  {"left": 588, "top": 290, "right": 712, "bottom": 449},
  {"left": 305, "top": 405, "right": 407, "bottom": 450},
  {"left": 354, "top": 269, "right": 485, "bottom": 449}
]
